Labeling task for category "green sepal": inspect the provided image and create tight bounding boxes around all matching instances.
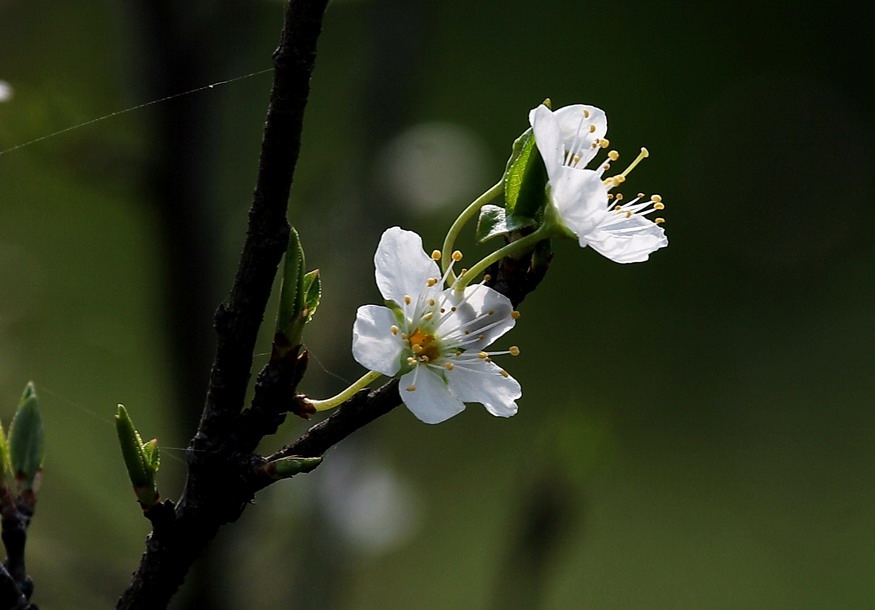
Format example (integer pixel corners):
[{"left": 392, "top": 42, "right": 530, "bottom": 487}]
[
  {"left": 8, "top": 381, "right": 44, "bottom": 493},
  {"left": 301, "top": 269, "right": 321, "bottom": 323},
  {"left": 265, "top": 456, "right": 323, "bottom": 479},
  {"left": 277, "top": 227, "right": 306, "bottom": 338},
  {"left": 276, "top": 229, "right": 322, "bottom": 353},
  {"left": 115, "top": 404, "right": 159, "bottom": 509}
]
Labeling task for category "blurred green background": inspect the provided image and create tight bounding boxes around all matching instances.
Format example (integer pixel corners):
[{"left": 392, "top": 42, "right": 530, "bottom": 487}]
[{"left": 2, "top": 0, "right": 874, "bottom": 608}]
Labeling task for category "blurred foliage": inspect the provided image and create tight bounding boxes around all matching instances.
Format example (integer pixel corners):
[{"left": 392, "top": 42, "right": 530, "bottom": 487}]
[{"left": 1, "top": 0, "right": 874, "bottom": 608}]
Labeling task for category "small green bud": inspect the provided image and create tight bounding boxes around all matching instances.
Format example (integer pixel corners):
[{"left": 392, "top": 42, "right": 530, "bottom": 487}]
[
  {"left": 264, "top": 456, "right": 322, "bottom": 479},
  {"left": 115, "top": 404, "right": 160, "bottom": 509},
  {"left": 8, "top": 381, "right": 45, "bottom": 493},
  {"left": 275, "top": 229, "right": 322, "bottom": 355}
]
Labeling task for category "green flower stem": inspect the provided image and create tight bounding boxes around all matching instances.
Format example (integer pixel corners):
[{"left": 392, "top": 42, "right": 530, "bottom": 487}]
[
  {"left": 453, "top": 225, "right": 552, "bottom": 293},
  {"left": 441, "top": 180, "right": 504, "bottom": 285},
  {"left": 307, "top": 370, "right": 384, "bottom": 412}
]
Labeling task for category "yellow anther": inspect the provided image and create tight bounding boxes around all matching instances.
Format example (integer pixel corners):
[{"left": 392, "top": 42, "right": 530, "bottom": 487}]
[
  {"left": 483, "top": 274, "right": 492, "bottom": 282},
  {"left": 445, "top": 363, "right": 454, "bottom": 371},
  {"left": 654, "top": 202, "right": 665, "bottom": 210},
  {"left": 509, "top": 346, "right": 520, "bottom": 356},
  {"left": 423, "top": 312, "right": 433, "bottom": 321},
  {"left": 427, "top": 278, "right": 438, "bottom": 287},
  {"left": 412, "top": 344, "right": 423, "bottom": 353},
  {"left": 651, "top": 194, "right": 662, "bottom": 203},
  {"left": 615, "top": 193, "right": 624, "bottom": 201},
  {"left": 428, "top": 299, "right": 436, "bottom": 306},
  {"left": 625, "top": 211, "right": 632, "bottom": 218},
  {"left": 478, "top": 352, "right": 488, "bottom": 359},
  {"left": 464, "top": 330, "right": 471, "bottom": 335},
  {"left": 460, "top": 268, "right": 468, "bottom": 275},
  {"left": 431, "top": 250, "right": 441, "bottom": 260},
  {"left": 607, "top": 193, "right": 615, "bottom": 200},
  {"left": 655, "top": 217, "right": 665, "bottom": 224},
  {"left": 440, "top": 308, "right": 446, "bottom": 313},
  {"left": 637, "top": 192, "right": 645, "bottom": 198},
  {"left": 404, "top": 295, "right": 411, "bottom": 305},
  {"left": 421, "top": 355, "right": 430, "bottom": 363},
  {"left": 451, "top": 250, "right": 463, "bottom": 261},
  {"left": 602, "top": 163, "right": 611, "bottom": 171},
  {"left": 589, "top": 123, "right": 596, "bottom": 133},
  {"left": 391, "top": 325, "right": 399, "bottom": 335},
  {"left": 478, "top": 334, "right": 485, "bottom": 341},
  {"left": 511, "top": 310, "right": 520, "bottom": 320},
  {"left": 487, "top": 310, "right": 494, "bottom": 315},
  {"left": 407, "top": 357, "right": 416, "bottom": 364},
  {"left": 406, "top": 385, "right": 416, "bottom": 392},
  {"left": 500, "top": 370, "right": 509, "bottom": 378},
  {"left": 573, "top": 155, "right": 581, "bottom": 164},
  {"left": 608, "top": 150, "right": 620, "bottom": 161},
  {"left": 455, "top": 351, "right": 462, "bottom": 356},
  {"left": 600, "top": 138, "right": 610, "bottom": 149},
  {"left": 401, "top": 332, "right": 408, "bottom": 340}
]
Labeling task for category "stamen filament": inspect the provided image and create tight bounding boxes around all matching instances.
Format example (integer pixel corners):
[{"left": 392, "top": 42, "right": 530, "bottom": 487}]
[{"left": 618, "top": 147, "right": 649, "bottom": 179}]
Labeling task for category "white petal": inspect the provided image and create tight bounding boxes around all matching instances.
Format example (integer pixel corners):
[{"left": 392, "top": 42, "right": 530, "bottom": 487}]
[
  {"left": 400, "top": 367, "right": 465, "bottom": 424},
  {"left": 374, "top": 227, "right": 440, "bottom": 305},
  {"left": 439, "top": 285, "right": 515, "bottom": 351},
  {"left": 529, "top": 104, "right": 565, "bottom": 184},
  {"left": 552, "top": 104, "right": 607, "bottom": 168},
  {"left": 585, "top": 216, "right": 668, "bottom": 263},
  {"left": 352, "top": 305, "right": 403, "bottom": 376},
  {"left": 446, "top": 360, "right": 520, "bottom": 418},
  {"left": 550, "top": 167, "right": 610, "bottom": 238}
]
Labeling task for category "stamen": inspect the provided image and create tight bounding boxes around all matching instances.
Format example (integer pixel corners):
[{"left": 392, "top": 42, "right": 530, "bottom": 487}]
[
  {"left": 428, "top": 299, "right": 436, "bottom": 307},
  {"left": 427, "top": 278, "right": 438, "bottom": 287},
  {"left": 452, "top": 250, "right": 463, "bottom": 262},
  {"left": 511, "top": 311, "right": 520, "bottom": 320},
  {"left": 651, "top": 194, "right": 662, "bottom": 203},
  {"left": 600, "top": 138, "right": 610, "bottom": 149},
  {"left": 655, "top": 218, "right": 665, "bottom": 224},
  {"left": 583, "top": 109, "right": 591, "bottom": 118},
  {"left": 412, "top": 344, "right": 423, "bottom": 353},
  {"left": 478, "top": 352, "right": 488, "bottom": 359},
  {"left": 391, "top": 325, "right": 399, "bottom": 335},
  {"left": 509, "top": 346, "right": 520, "bottom": 356},
  {"left": 406, "top": 385, "right": 416, "bottom": 392},
  {"left": 444, "top": 363, "right": 454, "bottom": 370},
  {"left": 404, "top": 295, "right": 412, "bottom": 305},
  {"left": 654, "top": 202, "right": 665, "bottom": 210},
  {"left": 431, "top": 250, "right": 441, "bottom": 260},
  {"left": 588, "top": 123, "right": 596, "bottom": 133},
  {"left": 487, "top": 310, "right": 494, "bottom": 315},
  {"left": 608, "top": 150, "right": 619, "bottom": 161},
  {"left": 618, "top": 147, "right": 649, "bottom": 179},
  {"left": 500, "top": 370, "right": 509, "bottom": 378},
  {"left": 483, "top": 274, "right": 492, "bottom": 282}
]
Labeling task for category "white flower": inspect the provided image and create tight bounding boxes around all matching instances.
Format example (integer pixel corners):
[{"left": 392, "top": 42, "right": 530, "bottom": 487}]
[
  {"left": 529, "top": 103, "right": 668, "bottom": 263},
  {"left": 352, "top": 227, "right": 522, "bottom": 424}
]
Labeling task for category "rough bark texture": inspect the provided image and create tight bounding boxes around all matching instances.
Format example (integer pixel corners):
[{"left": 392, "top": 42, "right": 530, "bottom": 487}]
[{"left": 116, "top": 0, "right": 329, "bottom": 607}]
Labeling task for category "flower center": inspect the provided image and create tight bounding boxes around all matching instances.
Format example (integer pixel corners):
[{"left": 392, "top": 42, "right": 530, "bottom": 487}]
[{"left": 408, "top": 328, "right": 441, "bottom": 362}]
